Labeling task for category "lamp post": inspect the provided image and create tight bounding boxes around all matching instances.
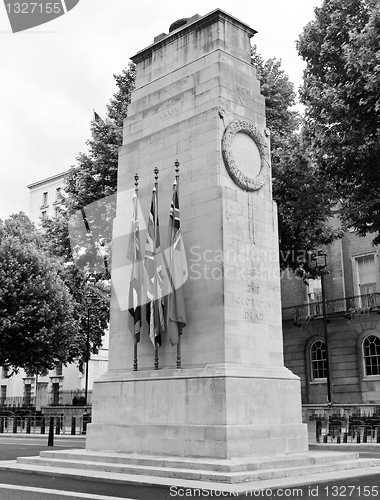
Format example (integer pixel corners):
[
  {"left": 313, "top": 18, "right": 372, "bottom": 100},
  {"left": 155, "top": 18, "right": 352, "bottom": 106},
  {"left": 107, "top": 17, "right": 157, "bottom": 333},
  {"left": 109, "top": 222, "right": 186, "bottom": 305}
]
[
  {"left": 316, "top": 250, "right": 332, "bottom": 405},
  {"left": 84, "top": 275, "right": 96, "bottom": 407}
]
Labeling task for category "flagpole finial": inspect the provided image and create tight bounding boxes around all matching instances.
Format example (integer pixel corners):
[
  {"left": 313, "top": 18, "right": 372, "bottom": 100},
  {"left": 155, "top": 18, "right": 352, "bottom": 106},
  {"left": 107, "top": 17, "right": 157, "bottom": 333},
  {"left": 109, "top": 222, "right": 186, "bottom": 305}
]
[
  {"left": 154, "top": 167, "right": 159, "bottom": 184},
  {"left": 134, "top": 173, "right": 139, "bottom": 188},
  {"left": 174, "top": 160, "right": 180, "bottom": 186}
]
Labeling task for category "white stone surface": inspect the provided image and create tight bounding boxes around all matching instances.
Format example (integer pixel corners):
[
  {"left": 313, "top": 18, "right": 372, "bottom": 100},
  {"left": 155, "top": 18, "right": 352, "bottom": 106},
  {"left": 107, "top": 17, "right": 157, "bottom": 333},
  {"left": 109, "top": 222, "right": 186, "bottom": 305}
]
[{"left": 88, "top": 8, "right": 308, "bottom": 458}]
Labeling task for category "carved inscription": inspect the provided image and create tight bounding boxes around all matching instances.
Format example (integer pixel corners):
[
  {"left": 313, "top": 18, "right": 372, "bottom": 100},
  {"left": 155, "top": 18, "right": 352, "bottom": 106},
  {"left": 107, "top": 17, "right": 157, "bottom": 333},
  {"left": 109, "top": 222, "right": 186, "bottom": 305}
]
[
  {"left": 159, "top": 107, "right": 178, "bottom": 120},
  {"left": 235, "top": 282, "right": 272, "bottom": 322},
  {"left": 236, "top": 84, "right": 251, "bottom": 96},
  {"left": 236, "top": 85, "right": 251, "bottom": 108}
]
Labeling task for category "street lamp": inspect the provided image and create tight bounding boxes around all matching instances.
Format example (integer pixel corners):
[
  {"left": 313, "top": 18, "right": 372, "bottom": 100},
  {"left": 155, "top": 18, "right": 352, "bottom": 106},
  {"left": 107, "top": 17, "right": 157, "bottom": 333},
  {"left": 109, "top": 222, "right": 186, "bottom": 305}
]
[
  {"left": 315, "top": 250, "right": 332, "bottom": 405},
  {"left": 84, "top": 275, "right": 96, "bottom": 406}
]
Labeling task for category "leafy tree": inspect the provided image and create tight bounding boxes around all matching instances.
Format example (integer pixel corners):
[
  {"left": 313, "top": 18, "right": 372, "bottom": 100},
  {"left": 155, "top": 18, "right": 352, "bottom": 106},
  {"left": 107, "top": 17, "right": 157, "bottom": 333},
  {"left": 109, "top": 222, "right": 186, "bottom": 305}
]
[
  {"left": 298, "top": 0, "right": 380, "bottom": 243},
  {"left": 52, "top": 63, "right": 136, "bottom": 275},
  {"left": 40, "top": 65, "right": 136, "bottom": 367},
  {"left": 0, "top": 213, "right": 80, "bottom": 375},
  {"left": 42, "top": 214, "right": 110, "bottom": 372},
  {"left": 252, "top": 46, "right": 340, "bottom": 269},
  {"left": 65, "top": 63, "right": 136, "bottom": 216}
]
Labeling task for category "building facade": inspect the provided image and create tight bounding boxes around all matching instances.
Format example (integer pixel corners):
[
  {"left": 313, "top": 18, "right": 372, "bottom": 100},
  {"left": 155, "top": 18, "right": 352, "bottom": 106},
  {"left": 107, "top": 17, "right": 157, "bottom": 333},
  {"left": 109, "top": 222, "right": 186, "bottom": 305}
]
[
  {"left": 27, "top": 171, "right": 67, "bottom": 224},
  {"left": 282, "top": 230, "right": 380, "bottom": 405}
]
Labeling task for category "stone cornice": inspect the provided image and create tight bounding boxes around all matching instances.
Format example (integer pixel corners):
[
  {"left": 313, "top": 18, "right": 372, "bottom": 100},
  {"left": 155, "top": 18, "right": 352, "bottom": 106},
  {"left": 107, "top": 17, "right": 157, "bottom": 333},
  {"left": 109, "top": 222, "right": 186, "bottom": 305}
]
[{"left": 131, "top": 8, "right": 257, "bottom": 64}]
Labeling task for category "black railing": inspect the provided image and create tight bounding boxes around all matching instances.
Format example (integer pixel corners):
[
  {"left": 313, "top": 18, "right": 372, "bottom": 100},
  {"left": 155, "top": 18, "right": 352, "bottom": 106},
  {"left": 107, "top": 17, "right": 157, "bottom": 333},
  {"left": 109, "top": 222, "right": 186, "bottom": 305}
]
[
  {"left": 0, "top": 415, "right": 89, "bottom": 435},
  {"left": 0, "top": 396, "right": 35, "bottom": 409},
  {"left": 305, "top": 404, "right": 380, "bottom": 444},
  {"left": 47, "top": 390, "right": 92, "bottom": 406},
  {"left": 282, "top": 292, "right": 380, "bottom": 324}
]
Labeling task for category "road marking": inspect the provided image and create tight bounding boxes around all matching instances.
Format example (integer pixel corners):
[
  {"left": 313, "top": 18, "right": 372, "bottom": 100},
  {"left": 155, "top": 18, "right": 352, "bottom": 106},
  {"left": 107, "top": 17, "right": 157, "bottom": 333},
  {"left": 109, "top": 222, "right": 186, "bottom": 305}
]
[{"left": 0, "top": 483, "right": 133, "bottom": 500}]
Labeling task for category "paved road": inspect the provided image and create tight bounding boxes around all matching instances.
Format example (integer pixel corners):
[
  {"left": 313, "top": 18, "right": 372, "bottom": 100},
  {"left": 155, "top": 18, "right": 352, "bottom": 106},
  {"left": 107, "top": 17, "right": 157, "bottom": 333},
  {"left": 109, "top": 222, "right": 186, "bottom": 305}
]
[{"left": 1, "top": 438, "right": 380, "bottom": 499}]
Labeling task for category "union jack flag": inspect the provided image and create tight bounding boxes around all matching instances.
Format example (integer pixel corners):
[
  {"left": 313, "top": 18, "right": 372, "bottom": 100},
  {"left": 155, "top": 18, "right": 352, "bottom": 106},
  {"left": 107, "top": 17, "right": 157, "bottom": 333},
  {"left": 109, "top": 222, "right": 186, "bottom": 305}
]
[
  {"left": 165, "top": 181, "right": 187, "bottom": 345},
  {"left": 144, "top": 187, "right": 165, "bottom": 347},
  {"left": 127, "top": 192, "right": 143, "bottom": 343}
]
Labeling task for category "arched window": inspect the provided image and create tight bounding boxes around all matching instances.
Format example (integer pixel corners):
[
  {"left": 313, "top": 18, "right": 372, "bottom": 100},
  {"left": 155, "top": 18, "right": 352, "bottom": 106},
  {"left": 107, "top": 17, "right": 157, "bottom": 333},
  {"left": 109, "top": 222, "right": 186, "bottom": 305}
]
[
  {"left": 310, "top": 340, "right": 327, "bottom": 380},
  {"left": 363, "top": 335, "right": 380, "bottom": 376}
]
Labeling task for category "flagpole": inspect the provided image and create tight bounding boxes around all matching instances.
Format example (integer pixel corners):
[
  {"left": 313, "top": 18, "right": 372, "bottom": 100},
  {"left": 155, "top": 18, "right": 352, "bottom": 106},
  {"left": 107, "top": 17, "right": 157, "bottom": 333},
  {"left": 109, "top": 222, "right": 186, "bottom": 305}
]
[
  {"left": 174, "top": 160, "right": 182, "bottom": 369},
  {"left": 133, "top": 173, "right": 139, "bottom": 372},
  {"left": 154, "top": 167, "right": 160, "bottom": 371}
]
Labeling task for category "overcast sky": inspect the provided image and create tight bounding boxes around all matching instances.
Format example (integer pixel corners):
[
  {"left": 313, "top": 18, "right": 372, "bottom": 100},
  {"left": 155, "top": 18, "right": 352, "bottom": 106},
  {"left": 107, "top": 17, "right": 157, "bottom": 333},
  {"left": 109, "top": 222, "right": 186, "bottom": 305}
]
[{"left": 0, "top": 0, "right": 322, "bottom": 220}]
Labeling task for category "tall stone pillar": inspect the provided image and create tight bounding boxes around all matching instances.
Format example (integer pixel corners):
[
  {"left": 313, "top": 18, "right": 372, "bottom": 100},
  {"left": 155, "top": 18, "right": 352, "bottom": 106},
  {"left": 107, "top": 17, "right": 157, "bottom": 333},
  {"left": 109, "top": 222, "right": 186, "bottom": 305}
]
[{"left": 87, "top": 8, "right": 308, "bottom": 458}]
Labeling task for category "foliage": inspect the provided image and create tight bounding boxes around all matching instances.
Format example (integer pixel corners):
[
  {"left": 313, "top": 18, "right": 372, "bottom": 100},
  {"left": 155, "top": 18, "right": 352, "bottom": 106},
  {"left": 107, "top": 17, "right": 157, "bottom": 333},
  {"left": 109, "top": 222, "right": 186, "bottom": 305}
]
[
  {"left": 251, "top": 46, "right": 299, "bottom": 150},
  {"left": 251, "top": 46, "right": 340, "bottom": 270},
  {"left": 42, "top": 214, "right": 110, "bottom": 370},
  {"left": 0, "top": 213, "right": 80, "bottom": 375},
  {"left": 53, "top": 63, "right": 136, "bottom": 276},
  {"left": 40, "top": 64, "right": 136, "bottom": 367},
  {"left": 298, "top": 0, "right": 380, "bottom": 244},
  {"left": 64, "top": 63, "right": 135, "bottom": 216}
]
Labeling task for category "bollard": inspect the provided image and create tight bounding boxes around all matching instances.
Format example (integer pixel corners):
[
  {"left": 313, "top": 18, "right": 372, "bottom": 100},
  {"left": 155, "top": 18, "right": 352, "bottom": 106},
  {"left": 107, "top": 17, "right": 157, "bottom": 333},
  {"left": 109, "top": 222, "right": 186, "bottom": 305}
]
[
  {"left": 357, "top": 429, "right": 361, "bottom": 444},
  {"left": 71, "top": 417, "right": 76, "bottom": 436},
  {"left": 82, "top": 412, "right": 90, "bottom": 435},
  {"left": 12, "top": 417, "right": 17, "bottom": 434},
  {"left": 26, "top": 417, "right": 31, "bottom": 434},
  {"left": 343, "top": 432, "right": 348, "bottom": 443},
  {"left": 363, "top": 427, "right": 368, "bottom": 443},
  {"left": 0, "top": 417, "right": 3, "bottom": 433},
  {"left": 316, "top": 420, "right": 322, "bottom": 443},
  {"left": 55, "top": 417, "right": 60, "bottom": 435},
  {"left": 337, "top": 435, "right": 341, "bottom": 444},
  {"left": 48, "top": 416, "right": 54, "bottom": 446},
  {"left": 41, "top": 416, "right": 45, "bottom": 434},
  {"left": 377, "top": 426, "right": 380, "bottom": 443}
]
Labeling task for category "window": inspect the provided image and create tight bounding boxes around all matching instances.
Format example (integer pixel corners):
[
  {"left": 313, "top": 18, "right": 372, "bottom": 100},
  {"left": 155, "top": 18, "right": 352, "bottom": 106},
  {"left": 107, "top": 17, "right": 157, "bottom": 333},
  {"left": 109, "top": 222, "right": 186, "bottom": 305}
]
[
  {"left": 23, "top": 384, "right": 32, "bottom": 407},
  {"left": 307, "top": 278, "right": 322, "bottom": 303},
  {"left": 307, "top": 278, "right": 322, "bottom": 316},
  {"left": 42, "top": 192, "right": 48, "bottom": 206},
  {"left": 355, "top": 254, "right": 377, "bottom": 295},
  {"left": 310, "top": 340, "right": 327, "bottom": 380},
  {"left": 1, "top": 385, "right": 6, "bottom": 405},
  {"left": 363, "top": 335, "right": 380, "bottom": 376},
  {"left": 52, "top": 382, "right": 60, "bottom": 406},
  {"left": 55, "top": 207, "right": 61, "bottom": 217},
  {"left": 56, "top": 363, "right": 63, "bottom": 376},
  {"left": 56, "top": 187, "right": 62, "bottom": 201},
  {"left": 41, "top": 211, "right": 47, "bottom": 220}
]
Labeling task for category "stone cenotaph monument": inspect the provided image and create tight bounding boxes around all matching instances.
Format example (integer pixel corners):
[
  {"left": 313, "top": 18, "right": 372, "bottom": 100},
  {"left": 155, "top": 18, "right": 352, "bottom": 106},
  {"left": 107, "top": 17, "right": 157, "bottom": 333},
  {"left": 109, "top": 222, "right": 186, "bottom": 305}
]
[{"left": 87, "top": 8, "right": 309, "bottom": 459}]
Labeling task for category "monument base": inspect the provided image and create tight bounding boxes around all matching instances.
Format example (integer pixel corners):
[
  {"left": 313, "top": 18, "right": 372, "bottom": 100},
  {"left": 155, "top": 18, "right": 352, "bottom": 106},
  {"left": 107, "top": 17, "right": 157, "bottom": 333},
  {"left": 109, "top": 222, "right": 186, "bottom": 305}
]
[{"left": 86, "top": 364, "right": 308, "bottom": 458}]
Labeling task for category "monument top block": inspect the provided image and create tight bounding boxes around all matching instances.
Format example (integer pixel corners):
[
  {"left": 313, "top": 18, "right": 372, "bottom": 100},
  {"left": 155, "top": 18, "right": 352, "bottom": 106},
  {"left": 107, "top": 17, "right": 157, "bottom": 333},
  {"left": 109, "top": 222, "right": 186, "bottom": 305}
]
[{"left": 131, "top": 8, "right": 258, "bottom": 65}]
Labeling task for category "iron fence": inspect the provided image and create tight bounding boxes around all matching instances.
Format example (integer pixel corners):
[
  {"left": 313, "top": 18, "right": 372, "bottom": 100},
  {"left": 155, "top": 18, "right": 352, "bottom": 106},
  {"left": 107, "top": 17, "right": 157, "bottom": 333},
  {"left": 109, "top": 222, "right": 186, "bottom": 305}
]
[
  {"left": 0, "top": 414, "right": 90, "bottom": 435},
  {"left": 47, "top": 390, "right": 92, "bottom": 406},
  {"left": 0, "top": 396, "right": 36, "bottom": 409},
  {"left": 283, "top": 292, "right": 380, "bottom": 324},
  {"left": 305, "top": 404, "right": 380, "bottom": 444}
]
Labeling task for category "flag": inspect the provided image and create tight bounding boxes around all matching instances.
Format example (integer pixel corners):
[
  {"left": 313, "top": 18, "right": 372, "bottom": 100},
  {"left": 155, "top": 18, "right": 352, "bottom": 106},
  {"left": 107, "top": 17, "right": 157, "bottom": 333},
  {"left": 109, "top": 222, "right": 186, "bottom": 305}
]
[
  {"left": 165, "top": 182, "right": 187, "bottom": 345},
  {"left": 127, "top": 192, "right": 143, "bottom": 343},
  {"left": 93, "top": 110, "right": 104, "bottom": 124},
  {"left": 144, "top": 187, "right": 165, "bottom": 348}
]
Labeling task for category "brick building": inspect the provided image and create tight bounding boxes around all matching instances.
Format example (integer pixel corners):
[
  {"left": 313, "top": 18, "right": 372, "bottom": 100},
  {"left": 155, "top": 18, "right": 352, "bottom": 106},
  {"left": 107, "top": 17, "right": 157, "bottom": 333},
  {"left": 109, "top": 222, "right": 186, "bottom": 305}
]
[{"left": 282, "top": 230, "right": 380, "bottom": 405}]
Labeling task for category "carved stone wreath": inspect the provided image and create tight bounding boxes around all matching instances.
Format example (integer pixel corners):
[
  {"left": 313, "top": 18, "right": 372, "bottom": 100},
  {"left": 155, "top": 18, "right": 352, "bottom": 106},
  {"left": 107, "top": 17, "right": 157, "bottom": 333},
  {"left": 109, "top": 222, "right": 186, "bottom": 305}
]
[{"left": 221, "top": 119, "right": 270, "bottom": 191}]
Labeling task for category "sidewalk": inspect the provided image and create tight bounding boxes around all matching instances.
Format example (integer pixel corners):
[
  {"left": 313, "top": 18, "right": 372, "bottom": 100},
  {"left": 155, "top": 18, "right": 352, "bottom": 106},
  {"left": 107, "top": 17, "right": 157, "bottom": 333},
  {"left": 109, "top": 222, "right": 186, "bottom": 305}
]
[{"left": 0, "top": 432, "right": 85, "bottom": 440}]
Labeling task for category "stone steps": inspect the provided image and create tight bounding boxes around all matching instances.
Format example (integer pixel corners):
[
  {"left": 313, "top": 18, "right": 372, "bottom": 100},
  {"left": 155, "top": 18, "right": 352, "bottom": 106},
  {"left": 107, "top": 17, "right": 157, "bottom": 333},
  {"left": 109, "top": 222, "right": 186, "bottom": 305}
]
[
  {"left": 37, "top": 449, "right": 360, "bottom": 471},
  {"left": 11, "top": 450, "right": 380, "bottom": 484}
]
